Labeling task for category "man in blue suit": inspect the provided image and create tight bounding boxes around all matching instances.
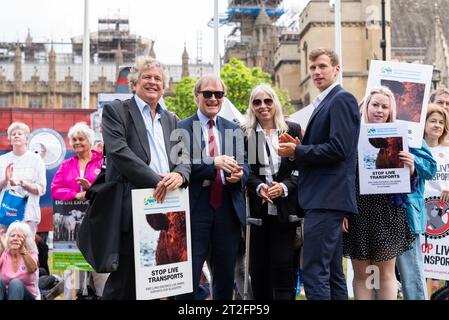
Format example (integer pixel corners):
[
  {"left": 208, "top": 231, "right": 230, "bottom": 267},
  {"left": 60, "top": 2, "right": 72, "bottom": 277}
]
[
  {"left": 177, "top": 74, "right": 249, "bottom": 299},
  {"left": 278, "top": 48, "right": 360, "bottom": 300}
]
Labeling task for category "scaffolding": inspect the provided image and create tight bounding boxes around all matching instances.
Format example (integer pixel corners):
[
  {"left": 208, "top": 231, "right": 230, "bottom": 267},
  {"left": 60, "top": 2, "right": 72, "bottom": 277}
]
[
  {"left": 224, "top": 0, "right": 284, "bottom": 47},
  {"left": 71, "top": 17, "right": 153, "bottom": 63}
]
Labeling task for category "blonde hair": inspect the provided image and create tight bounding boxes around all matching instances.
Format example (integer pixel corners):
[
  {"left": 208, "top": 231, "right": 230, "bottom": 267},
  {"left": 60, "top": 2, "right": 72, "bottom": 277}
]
[
  {"left": 243, "top": 84, "right": 288, "bottom": 135},
  {"left": 425, "top": 104, "right": 449, "bottom": 146},
  {"left": 128, "top": 56, "right": 169, "bottom": 91},
  {"left": 68, "top": 122, "right": 95, "bottom": 147},
  {"left": 6, "top": 221, "right": 38, "bottom": 253},
  {"left": 361, "top": 86, "right": 397, "bottom": 123},
  {"left": 7, "top": 122, "right": 31, "bottom": 141}
]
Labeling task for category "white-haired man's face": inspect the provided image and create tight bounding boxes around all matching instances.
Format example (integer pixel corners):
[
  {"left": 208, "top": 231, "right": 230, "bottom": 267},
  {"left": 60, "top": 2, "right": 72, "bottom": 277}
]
[{"left": 135, "top": 67, "right": 164, "bottom": 108}]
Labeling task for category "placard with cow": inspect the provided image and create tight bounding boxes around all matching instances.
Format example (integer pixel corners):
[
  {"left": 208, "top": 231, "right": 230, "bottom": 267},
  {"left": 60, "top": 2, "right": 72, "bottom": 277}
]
[
  {"left": 52, "top": 199, "right": 93, "bottom": 271},
  {"left": 358, "top": 122, "right": 411, "bottom": 194},
  {"left": 132, "top": 188, "right": 192, "bottom": 300},
  {"left": 365, "top": 60, "right": 433, "bottom": 148}
]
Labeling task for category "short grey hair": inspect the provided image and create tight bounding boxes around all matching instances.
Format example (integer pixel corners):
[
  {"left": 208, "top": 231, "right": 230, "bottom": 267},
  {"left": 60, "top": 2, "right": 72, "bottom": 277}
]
[
  {"left": 430, "top": 87, "right": 449, "bottom": 103},
  {"left": 68, "top": 122, "right": 95, "bottom": 147},
  {"left": 6, "top": 221, "right": 38, "bottom": 253},
  {"left": 7, "top": 122, "right": 30, "bottom": 141},
  {"left": 128, "top": 56, "right": 169, "bottom": 91},
  {"left": 193, "top": 74, "right": 227, "bottom": 95}
]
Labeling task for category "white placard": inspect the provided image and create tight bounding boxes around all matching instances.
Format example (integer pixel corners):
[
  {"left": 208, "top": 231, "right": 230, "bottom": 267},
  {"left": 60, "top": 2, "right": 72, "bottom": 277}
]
[
  {"left": 366, "top": 60, "right": 433, "bottom": 148},
  {"left": 131, "top": 188, "right": 192, "bottom": 300},
  {"left": 421, "top": 196, "right": 449, "bottom": 281},
  {"left": 358, "top": 122, "right": 411, "bottom": 194}
]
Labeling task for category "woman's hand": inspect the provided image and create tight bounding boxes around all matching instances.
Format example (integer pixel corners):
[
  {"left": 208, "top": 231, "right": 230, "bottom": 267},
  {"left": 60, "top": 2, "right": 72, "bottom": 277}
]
[
  {"left": 342, "top": 217, "right": 349, "bottom": 233},
  {"left": 76, "top": 177, "right": 91, "bottom": 190},
  {"left": 75, "top": 192, "right": 86, "bottom": 200},
  {"left": 258, "top": 184, "right": 273, "bottom": 204},
  {"left": 398, "top": 151, "right": 415, "bottom": 176},
  {"left": 267, "top": 181, "right": 284, "bottom": 200},
  {"left": 5, "top": 163, "right": 13, "bottom": 182}
]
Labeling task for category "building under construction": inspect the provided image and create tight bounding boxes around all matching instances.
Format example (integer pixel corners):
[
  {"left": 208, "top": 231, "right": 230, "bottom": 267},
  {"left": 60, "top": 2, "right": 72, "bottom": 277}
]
[
  {"left": 71, "top": 17, "right": 154, "bottom": 63},
  {"left": 224, "top": 0, "right": 285, "bottom": 76}
]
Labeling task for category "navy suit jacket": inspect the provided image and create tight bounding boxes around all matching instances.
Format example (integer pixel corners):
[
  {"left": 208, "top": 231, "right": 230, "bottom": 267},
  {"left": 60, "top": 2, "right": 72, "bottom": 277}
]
[
  {"left": 295, "top": 84, "right": 360, "bottom": 214},
  {"left": 178, "top": 113, "right": 249, "bottom": 226}
]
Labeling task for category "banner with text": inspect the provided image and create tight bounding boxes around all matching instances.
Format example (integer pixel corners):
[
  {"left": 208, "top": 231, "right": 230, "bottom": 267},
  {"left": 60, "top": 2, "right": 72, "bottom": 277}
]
[
  {"left": 52, "top": 199, "right": 92, "bottom": 271},
  {"left": 132, "top": 188, "right": 192, "bottom": 300},
  {"left": 421, "top": 196, "right": 449, "bottom": 280},
  {"left": 358, "top": 122, "right": 411, "bottom": 194}
]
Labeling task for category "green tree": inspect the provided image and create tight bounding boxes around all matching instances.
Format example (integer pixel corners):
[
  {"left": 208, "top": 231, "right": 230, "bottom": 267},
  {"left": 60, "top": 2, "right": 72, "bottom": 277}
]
[
  {"left": 165, "top": 76, "right": 197, "bottom": 119},
  {"left": 220, "top": 58, "right": 294, "bottom": 114}
]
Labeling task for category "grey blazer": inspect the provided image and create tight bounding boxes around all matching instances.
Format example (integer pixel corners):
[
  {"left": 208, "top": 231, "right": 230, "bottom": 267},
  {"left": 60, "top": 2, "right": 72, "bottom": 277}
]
[{"left": 102, "top": 97, "right": 190, "bottom": 232}]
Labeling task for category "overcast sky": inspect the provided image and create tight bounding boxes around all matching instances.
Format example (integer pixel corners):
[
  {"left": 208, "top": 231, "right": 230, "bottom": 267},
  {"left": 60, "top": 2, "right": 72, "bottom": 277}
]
[{"left": 0, "top": 0, "right": 306, "bottom": 65}]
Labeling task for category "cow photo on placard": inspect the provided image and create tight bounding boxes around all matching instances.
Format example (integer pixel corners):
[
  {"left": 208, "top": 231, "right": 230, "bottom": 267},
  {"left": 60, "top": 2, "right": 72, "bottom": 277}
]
[
  {"left": 368, "top": 137, "right": 405, "bottom": 169},
  {"left": 53, "top": 199, "right": 88, "bottom": 246},
  {"left": 140, "top": 211, "right": 188, "bottom": 267},
  {"left": 380, "top": 80, "right": 426, "bottom": 123}
]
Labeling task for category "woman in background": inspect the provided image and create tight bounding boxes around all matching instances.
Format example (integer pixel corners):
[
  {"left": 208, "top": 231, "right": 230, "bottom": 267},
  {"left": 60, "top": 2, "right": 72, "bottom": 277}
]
[
  {"left": 0, "top": 221, "right": 38, "bottom": 300},
  {"left": 51, "top": 122, "right": 107, "bottom": 298},
  {"left": 0, "top": 122, "right": 46, "bottom": 236}
]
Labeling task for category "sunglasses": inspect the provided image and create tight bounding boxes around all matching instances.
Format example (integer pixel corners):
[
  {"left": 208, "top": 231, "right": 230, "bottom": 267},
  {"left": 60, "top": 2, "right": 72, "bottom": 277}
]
[
  {"left": 200, "top": 91, "right": 225, "bottom": 99},
  {"left": 252, "top": 98, "right": 274, "bottom": 107}
]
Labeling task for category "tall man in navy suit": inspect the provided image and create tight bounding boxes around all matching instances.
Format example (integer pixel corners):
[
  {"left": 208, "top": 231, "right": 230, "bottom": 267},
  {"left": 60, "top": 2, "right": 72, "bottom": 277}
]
[
  {"left": 278, "top": 48, "right": 360, "bottom": 300},
  {"left": 177, "top": 74, "right": 248, "bottom": 300}
]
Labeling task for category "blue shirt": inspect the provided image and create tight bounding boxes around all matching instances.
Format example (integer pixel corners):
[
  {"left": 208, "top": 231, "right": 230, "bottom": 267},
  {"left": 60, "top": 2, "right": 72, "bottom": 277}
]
[{"left": 134, "top": 94, "right": 170, "bottom": 175}]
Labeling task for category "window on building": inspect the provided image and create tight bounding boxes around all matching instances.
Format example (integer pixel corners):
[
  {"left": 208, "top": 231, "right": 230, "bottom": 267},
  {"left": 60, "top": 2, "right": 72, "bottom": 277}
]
[
  {"left": 62, "top": 96, "right": 77, "bottom": 109},
  {"left": 28, "top": 96, "right": 43, "bottom": 109},
  {"left": 0, "top": 96, "right": 8, "bottom": 107}
]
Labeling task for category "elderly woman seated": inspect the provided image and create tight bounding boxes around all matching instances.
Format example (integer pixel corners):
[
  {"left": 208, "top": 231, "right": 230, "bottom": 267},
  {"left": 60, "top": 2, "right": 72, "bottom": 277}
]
[{"left": 0, "top": 221, "right": 38, "bottom": 300}]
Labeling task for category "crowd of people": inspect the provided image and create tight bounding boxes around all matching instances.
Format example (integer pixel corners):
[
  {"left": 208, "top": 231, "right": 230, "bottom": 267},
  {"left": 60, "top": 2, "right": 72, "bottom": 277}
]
[{"left": 0, "top": 47, "right": 448, "bottom": 300}]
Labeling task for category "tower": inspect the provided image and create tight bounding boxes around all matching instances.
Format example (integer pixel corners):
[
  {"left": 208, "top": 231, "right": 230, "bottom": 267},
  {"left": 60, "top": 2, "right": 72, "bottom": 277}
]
[{"left": 181, "top": 43, "right": 190, "bottom": 78}]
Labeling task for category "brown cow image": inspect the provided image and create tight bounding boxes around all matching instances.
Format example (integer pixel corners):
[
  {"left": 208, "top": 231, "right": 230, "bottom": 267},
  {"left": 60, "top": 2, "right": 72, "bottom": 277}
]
[
  {"left": 368, "top": 137, "right": 404, "bottom": 169},
  {"left": 146, "top": 211, "right": 188, "bottom": 266}
]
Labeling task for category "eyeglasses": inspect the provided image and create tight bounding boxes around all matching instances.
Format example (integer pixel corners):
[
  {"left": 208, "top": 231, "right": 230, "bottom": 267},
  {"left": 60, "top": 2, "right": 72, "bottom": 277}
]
[
  {"left": 200, "top": 91, "right": 225, "bottom": 99},
  {"left": 252, "top": 98, "right": 274, "bottom": 107}
]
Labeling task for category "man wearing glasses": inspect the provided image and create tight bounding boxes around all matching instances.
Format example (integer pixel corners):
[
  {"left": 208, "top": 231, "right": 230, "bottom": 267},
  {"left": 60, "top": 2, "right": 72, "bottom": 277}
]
[{"left": 177, "top": 74, "right": 249, "bottom": 300}]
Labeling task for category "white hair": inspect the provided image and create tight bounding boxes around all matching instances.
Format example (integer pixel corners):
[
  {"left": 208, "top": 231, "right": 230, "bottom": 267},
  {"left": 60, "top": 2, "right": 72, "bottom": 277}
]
[
  {"left": 68, "top": 122, "right": 95, "bottom": 147},
  {"left": 7, "top": 122, "right": 31, "bottom": 141},
  {"left": 6, "top": 221, "right": 38, "bottom": 253}
]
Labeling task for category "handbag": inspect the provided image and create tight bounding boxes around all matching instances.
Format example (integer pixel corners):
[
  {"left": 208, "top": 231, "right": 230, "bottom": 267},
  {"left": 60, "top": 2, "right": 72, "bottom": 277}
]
[
  {"left": 76, "top": 99, "right": 128, "bottom": 273},
  {"left": 0, "top": 189, "right": 28, "bottom": 226},
  {"left": 76, "top": 168, "right": 124, "bottom": 273}
]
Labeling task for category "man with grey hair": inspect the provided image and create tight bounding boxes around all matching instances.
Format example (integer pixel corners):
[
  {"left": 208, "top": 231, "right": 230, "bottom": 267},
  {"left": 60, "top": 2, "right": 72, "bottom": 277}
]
[
  {"left": 430, "top": 87, "right": 449, "bottom": 112},
  {"left": 101, "top": 56, "right": 190, "bottom": 299},
  {"left": 177, "top": 74, "right": 248, "bottom": 300}
]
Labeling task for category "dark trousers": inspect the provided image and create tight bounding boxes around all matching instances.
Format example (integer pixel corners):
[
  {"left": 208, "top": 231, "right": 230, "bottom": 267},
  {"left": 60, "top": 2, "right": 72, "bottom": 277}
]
[
  {"left": 250, "top": 214, "right": 296, "bottom": 300},
  {"left": 178, "top": 187, "right": 241, "bottom": 300},
  {"left": 102, "top": 228, "right": 136, "bottom": 300},
  {"left": 302, "top": 209, "right": 348, "bottom": 300}
]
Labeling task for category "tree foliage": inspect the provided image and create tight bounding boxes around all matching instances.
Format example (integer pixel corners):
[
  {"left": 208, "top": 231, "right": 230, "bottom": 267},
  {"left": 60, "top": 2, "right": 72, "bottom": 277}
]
[
  {"left": 165, "top": 76, "right": 196, "bottom": 120},
  {"left": 166, "top": 58, "right": 295, "bottom": 119},
  {"left": 221, "top": 58, "right": 293, "bottom": 114}
]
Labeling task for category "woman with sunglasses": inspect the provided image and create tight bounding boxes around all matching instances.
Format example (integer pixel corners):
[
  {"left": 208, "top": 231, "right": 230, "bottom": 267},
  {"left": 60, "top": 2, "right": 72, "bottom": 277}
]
[{"left": 243, "top": 84, "right": 302, "bottom": 300}]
